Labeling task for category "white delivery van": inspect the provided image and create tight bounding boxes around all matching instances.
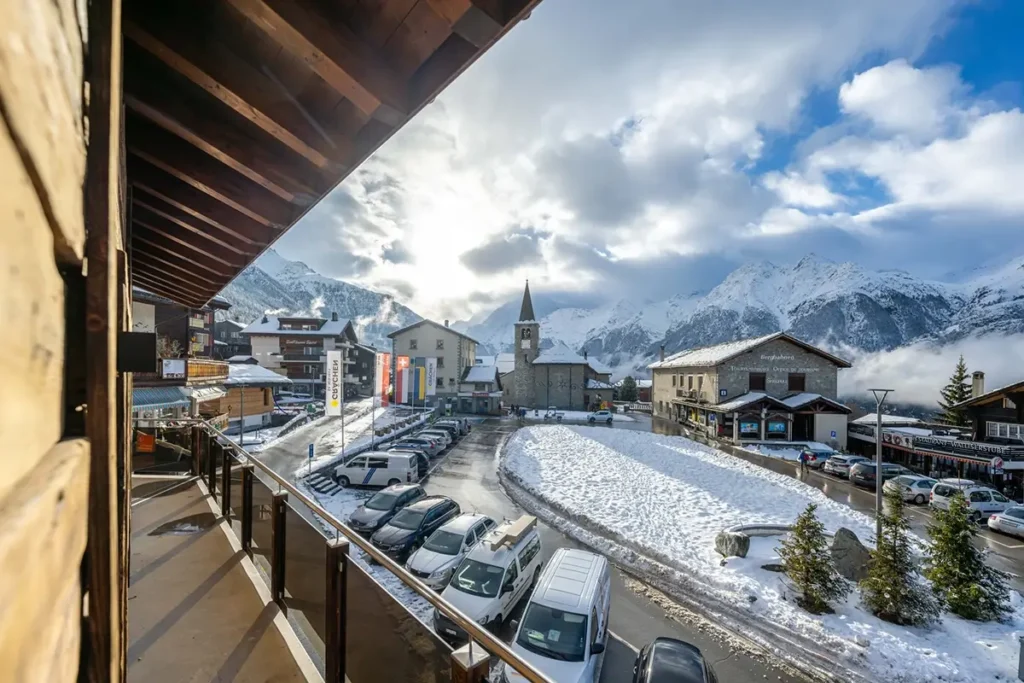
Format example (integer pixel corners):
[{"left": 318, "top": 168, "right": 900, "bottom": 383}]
[
  {"left": 334, "top": 452, "right": 419, "bottom": 488},
  {"left": 506, "top": 548, "right": 611, "bottom": 683},
  {"left": 434, "top": 515, "right": 543, "bottom": 641}
]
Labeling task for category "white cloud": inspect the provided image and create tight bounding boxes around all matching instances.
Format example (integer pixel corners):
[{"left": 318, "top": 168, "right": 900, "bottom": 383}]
[{"left": 762, "top": 171, "right": 844, "bottom": 209}]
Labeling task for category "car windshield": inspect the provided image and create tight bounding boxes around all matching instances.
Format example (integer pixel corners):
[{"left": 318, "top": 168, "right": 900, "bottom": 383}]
[
  {"left": 916, "top": 480, "right": 936, "bottom": 488},
  {"left": 389, "top": 509, "right": 425, "bottom": 530},
  {"left": 449, "top": 559, "right": 504, "bottom": 597},
  {"left": 364, "top": 492, "right": 399, "bottom": 511},
  {"left": 424, "top": 530, "right": 463, "bottom": 555},
  {"left": 1004, "top": 508, "right": 1024, "bottom": 520},
  {"left": 515, "top": 603, "right": 588, "bottom": 662}
]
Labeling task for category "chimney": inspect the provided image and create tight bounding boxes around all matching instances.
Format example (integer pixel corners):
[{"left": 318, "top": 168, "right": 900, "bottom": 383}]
[
  {"left": 261, "top": 315, "right": 268, "bottom": 324},
  {"left": 444, "top": 319, "right": 449, "bottom": 328},
  {"left": 331, "top": 311, "right": 338, "bottom": 322},
  {"left": 972, "top": 371, "right": 985, "bottom": 398},
  {"left": 660, "top": 345, "right": 666, "bottom": 362},
  {"left": 583, "top": 350, "right": 588, "bottom": 360}
]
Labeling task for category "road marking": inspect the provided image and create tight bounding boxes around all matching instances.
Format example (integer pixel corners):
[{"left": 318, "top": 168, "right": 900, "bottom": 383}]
[
  {"left": 608, "top": 629, "right": 639, "bottom": 653},
  {"left": 983, "top": 536, "right": 1024, "bottom": 549}
]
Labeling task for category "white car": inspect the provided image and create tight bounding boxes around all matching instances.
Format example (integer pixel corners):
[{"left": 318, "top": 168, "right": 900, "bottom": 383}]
[
  {"left": 884, "top": 475, "right": 938, "bottom": 505},
  {"left": 417, "top": 429, "right": 452, "bottom": 447},
  {"left": 822, "top": 455, "right": 868, "bottom": 478},
  {"left": 334, "top": 452, "right": 418, "bottom": 488},
  {"left": 988, "top": 506, "right": 1024, "bottom": 537},
  {"left": 930, "top": 481, "right": 1012, "bottom": 523},
  {"left": 406, "top": 514, "right": 496, "bottom": 589},
  {"left": 587, "top": 410, "right": 613, "bottom": 424}
]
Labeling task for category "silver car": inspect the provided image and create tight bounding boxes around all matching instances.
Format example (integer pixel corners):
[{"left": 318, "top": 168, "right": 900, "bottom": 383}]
[
  {"left": 988, "top": 506, "right": 1024, "bottom": 538},
  {"left": 823, "top": 455, "right": 868, "bottom": 478},
  {"left": 392, "top": 437, "right": 441, "bottom": 457},
  {"left": 417, "top": 429, "right": 452, "bottom": 447},
  {"left": 405, "top": 513, "right": 496, "bottom": 589},
  {"left": 884, "top": 475, "right": 938, "bottom": 505}
]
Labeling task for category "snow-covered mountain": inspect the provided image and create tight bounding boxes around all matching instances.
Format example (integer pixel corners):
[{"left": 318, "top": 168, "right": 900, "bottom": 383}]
[
  {"left": 217, "top": 249, "right": 421, "bottom": 348},
  {"left": 459, "top": 253, "right": 1024, "bottom": 377}
]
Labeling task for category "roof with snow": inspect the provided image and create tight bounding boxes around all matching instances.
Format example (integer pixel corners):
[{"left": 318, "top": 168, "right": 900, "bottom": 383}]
[
  {"left": 533, "top": 346, "right": 589, "bottom": 365},
  {"left": 240, "top": 315, "right": 355, "bottom": 339},
  {"left": 851, "top": 414, "right": 922, "bottom": 426},
  {"left": 217, "top": 319, "right": 247, "bottom": 330},
  {"left": 780, "top": 393, "right": 851, "bottom": 413},
  {"left": 715, "top": 392, "right": 790, "bottom": 412},
  {"left": 953, "top": 378, "right": 1024, "bottom": 409},
  {"left": 496, "top": 353, "right": 516, "bottom": 375},
  {"left": 224, "top": 364, "right": 293, "bottom": 387},
  {"left": 614, "top": 378, "right": 652, "bottom": 388},
  {"left": 587, "top": 357, "right": 613, "bottom": 375},
  {"left": 586, "top": 379, "right": 614, "bottom": 390},
  {"left": 386, "top": 318, "right": 478, "bottom": 345},
  {"left": 227, "top": 355, "right": 258, "bottom": 364},
  {"left": 354, "top": 343, "right": 378, "bottom": 354},
  {"left": 647, "top": 332, "right": 851, "bottom": 370},
  {"left": 475, "top": 355, "right": 496, "bottom": 366},
  {"left": 461, "top": 364, "right": 500, "bottom": 384}
]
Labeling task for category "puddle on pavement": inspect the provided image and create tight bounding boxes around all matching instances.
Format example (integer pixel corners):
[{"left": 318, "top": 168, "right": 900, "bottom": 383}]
[{"left": 148, "top": 512, "right": 217, "bottom": 536}]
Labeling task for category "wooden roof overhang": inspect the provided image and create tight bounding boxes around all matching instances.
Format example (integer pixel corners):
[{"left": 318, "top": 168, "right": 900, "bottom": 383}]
[{"left": 124, "top": 0, "right": 540, "bottom": 307}]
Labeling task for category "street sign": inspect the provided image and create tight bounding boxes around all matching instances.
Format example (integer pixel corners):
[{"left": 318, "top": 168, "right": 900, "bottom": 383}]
[
  {"left": 308, "top": 443, "right": 314, "bottom": 459},
  {"left": 831, "top": 430, "right": 837, "bottom": 439},
  {"left": 991, "top": 456, "right": 1004, "bottom": 470}
]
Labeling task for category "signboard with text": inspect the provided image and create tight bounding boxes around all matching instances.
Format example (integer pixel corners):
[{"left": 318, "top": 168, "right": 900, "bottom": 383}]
[
  {"left": 162, "top": 358, "right": 186, "bottom": 379},
  {"left": 326, "top": 350, "right": 342, "bottom": 416}
]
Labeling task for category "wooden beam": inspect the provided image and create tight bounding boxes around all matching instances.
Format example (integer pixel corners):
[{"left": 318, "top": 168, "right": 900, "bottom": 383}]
[
  {"left": 132, "top": 267, "right": 211, "bottom": 303},
  {"left": 123, "top": 45, "right": 327, "bottom": 204},
  {"left": 131, "top": 272, "right": 206, "bottom": 307},
  {"left": 226, "top": 0, "right": 408, "bottom": 125},
  {"left": 126, "top": 113, "right": 296, "bottom": 228},
  {"left": 123, "top": 16, "right": 346, "bottom": 169},
  {"left": 127, "top": 155, "right": 277, "bottom": 242},
  {"left": 426, "top": 0, "right": 503, "bottom": 48},
  {"left": 131, "top": 194, "right": 256, "bottom": 256},
  {"left": 128, "top": 247, "right": 225, "bottom": 287},
  {"left": 131, "top": 230, "right": 236, "bottom": 278},
  {"left": 131, "top": 258, "right": 224, "bottom": 300},
  {"left": 131, "top": 202, "right": 249, "bottom": 263}
]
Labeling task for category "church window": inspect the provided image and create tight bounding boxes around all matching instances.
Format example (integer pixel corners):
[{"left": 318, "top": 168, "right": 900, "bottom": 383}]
[
  {"left": 521, "top": 327, "right": 532, "bottom": 340},
  {"left": 409, "top": 339, "right": 418, "bottom": 350},
  {"left": 436, "top": 339, "right": 444, "bottom": 350}
]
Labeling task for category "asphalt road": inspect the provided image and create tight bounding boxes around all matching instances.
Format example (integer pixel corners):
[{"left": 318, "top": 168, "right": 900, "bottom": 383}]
[
  {"left": 425, "top": 419, "right": 809, "bottom": 683},
  {"left": 649, "top": 416, "right": 1024, "bottom": 593}
]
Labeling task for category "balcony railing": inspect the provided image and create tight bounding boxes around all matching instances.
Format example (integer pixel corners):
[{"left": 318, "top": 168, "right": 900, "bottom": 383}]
[
  {"left": 134, "top": 357, "right": 228, "bottom": 386},
  {"left": 280, "top": 353, "right": 326, "bottom": 362}
]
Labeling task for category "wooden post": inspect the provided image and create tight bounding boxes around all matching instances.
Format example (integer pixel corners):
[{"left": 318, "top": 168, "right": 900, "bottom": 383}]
[
  {"left": 325, "top": 537, "right": 349, "bottom": 683},
  {"left": 271, "top": 491, "right": 288, "bottom": 603},
  {"left": 240, "top": 464, "right": 254, "bottom": 554},
  {"left": 191, "top": 425, "right": 201, "bottom": 476},
  {"left": 221, "top": 445, "right": 232, "bottom": 517},
  {"left": 208, "top": 438, "right": 218, "bottom": 501},
  {"left": 450, "top": 641, "right": 490, "bottom": 683}
]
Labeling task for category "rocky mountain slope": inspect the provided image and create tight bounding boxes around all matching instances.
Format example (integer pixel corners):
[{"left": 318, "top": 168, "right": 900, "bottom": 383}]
[{"left": 217, "top": 249, "right": 421, "bottom": 348}]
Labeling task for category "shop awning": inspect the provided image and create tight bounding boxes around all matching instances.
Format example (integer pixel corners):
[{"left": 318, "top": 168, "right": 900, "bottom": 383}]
[
  {"left": 189, "top": 386, "right": 227, "bottom": 403},
  {"left": 133, "top": 386, "right": 190, "bottom": 411}
]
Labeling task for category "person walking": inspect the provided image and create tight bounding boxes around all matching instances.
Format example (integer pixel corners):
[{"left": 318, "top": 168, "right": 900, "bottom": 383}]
[{"left": 798, "top": 449, "right": 808, "bottom": 477}]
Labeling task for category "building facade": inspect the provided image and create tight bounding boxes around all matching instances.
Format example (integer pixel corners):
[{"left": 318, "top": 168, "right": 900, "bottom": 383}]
[
  {"left": 650, "top": 333, "right": 852, "bottom": 448},
  {"left": 132, "top": 287, "right": 230, "bottom": 359},
  {"left": 213, "top": 319, "right": 251, "bottom": 359},
  {"left": 387, "top": 319, "right": 478, "bottom": 400},
  {"left": 240, "top": 313, "right": 357, "bottom": 398},
  {"left": 458, "top": 363, "right": 503, "bottom": 414}
]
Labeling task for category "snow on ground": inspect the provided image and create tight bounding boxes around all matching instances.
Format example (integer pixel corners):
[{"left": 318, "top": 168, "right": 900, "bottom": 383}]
[
  {"left": 298, "top": 405, "right": 431, "bottom": 476},
  {"left": 226, "top": 424, "right": 289, "bottom": 453},
  {"left": 514, "top": 409, "right": 634, "bottom": 423},
  {"left": 744, "top": 441, "right": 834, "bottom": 462},
  {"left": 502, "top": 425, "right": 1024, "bottom": 683}
]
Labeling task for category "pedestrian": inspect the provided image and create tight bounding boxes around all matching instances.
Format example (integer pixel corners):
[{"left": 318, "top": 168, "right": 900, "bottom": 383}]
[{"left": 798, "top": 449, "right": 808, "bottom": 476}]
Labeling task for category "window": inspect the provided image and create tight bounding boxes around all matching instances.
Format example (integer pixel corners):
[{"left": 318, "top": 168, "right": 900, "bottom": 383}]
[
  {"left": 448, "top": 377, "right": 456, "bottom": 385},
  {"left": 366, "top": 456, "right": 388, "bottom": 468},
  {"left": 788, "top": 373, "right": 806, "bottom": 392},
  {"left": 504, "top": 559, "right": 519, "bottom": 587},
  {"left": 749, "top": 372, "right": 766, "bottom": 391},
  {"left": 517, "top": 537, "right": 540, "bottom": 568},
  {"left": 349, "top": 457, "right": 367, "bottom": 469},
  {"left": 969, "top": 491, "right": 991, "bottom": 503},
  {"left": 436, "top": 339, "right": 444, "bottom": 350},
  {"left": 697, "top": 376, "right": 704, "bottom": 392},
  {"left": 993, "top": 492, "right": 1010, "bottom": 503},
  {"left": 474, "top": 383, "right": 487, "bottom": 391},
  {"left": 437, "top": 357, "right": 445, "bottom": 368},
  {"left": 590, "top": 607, "right": 599, "bottom": 647},
  {"left": 409, "top": 339, "right": 418, "bottom": 350},
  {"left": 672, "top": 375, "right": 676, "bottom": 387},
  {"left": 688, "top": 375, "right": 694, "bottom": 390},
  {"left": 436, "top": 376, "right": 443, "bottom": 387}
]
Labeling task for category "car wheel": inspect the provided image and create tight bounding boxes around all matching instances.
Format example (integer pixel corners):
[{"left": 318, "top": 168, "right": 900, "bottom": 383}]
[
  {"left": 489, "top": 614, "right": 502, "bottom": 632},
  {"left": 913, "top": 494, "right": 926, "bottom": 505},
  {"left": 337, "top": 475, "right": 350, "bottom": 487},
  {"left": 970, "top": 510, "right": 981, "bottom": 524},
  {"left": 388, "top": 478, "right": 401, "bottom": 487}
]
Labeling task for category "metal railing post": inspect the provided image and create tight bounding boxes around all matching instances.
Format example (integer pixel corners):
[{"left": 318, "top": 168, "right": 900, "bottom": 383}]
[
  {"left": 451, "top": 642, "right": 490, "bottom": 683},
  {"left": 325, "top": 537, "right": 349, "bottom": 683},
  {"left": 240, "top": 464, "right": 253, "bottom": 554},
  {"left": 191, "top": 425, "right": 202, "bottom": 476},
  {"left": 221, "top": 445, "right": 232, "bottom": 518},
  {"left": 208, "top": 439, "right": 219, "bottom": 502},
  {"left": 271, "top": 491, "right": 288, "bottom": 604}
]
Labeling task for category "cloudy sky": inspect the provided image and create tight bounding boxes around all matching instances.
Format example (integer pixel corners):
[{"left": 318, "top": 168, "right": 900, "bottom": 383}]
[{"left": 275, "top": 0, "right": 1024, "bottom": 320}]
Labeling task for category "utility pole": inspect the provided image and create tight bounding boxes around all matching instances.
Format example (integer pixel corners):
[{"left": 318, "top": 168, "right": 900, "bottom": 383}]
[{"left": 870, "top": 388, "right": 893, "bottom": 542}]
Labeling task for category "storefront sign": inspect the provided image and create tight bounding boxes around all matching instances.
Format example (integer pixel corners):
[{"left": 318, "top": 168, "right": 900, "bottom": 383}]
[
  {"left": 882, "top": 432, "right": 914, "bottom": 450},
  {"left": 767, "top": 421, "right": 787, "bottom": 434},
  {"left": 135, "top": 431, "right": 156, "bottom": 453},
  {"left": 740, "top": 421, "right": 759, "bottom": 434},
  {"left": 326, "top": 350, "right": 342, "bottom": 416},
  {"left": 915, "top": 435, "right": 1020, "bottom": 458},
  {"left": 161, "top": 358, "right": 186, "bottom": 379}
]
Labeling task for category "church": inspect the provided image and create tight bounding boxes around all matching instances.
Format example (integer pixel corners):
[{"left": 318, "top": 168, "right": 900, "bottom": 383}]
[{"left": 502, "top": 282, "right": 615, "bottom": 410}]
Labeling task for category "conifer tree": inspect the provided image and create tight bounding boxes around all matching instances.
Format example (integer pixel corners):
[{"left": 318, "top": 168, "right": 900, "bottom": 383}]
[
  {"left": 777, "top": 503, "right": 850, "bottom": 613},
  {"left": 925, "top": 493, "right": 1010, "bottom": 621},
  {"left": 860, "top": 487, "right": 939, "bottom": 625},
  {"left": 937, "top": 355, "right": 971, "bottom": 426},
  {"left": 619, "top": 376, "right": 639, "bottom": 402}
]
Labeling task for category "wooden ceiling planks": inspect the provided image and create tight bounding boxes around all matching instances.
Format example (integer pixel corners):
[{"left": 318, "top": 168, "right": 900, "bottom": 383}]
[{"left": 125, "top": 0, "right": 542, "bottom": 307}]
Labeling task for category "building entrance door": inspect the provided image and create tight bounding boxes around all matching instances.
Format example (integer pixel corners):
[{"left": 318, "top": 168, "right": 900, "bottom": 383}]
[{"left": 793, "top": 413, "right": 814, "bottom": 441}]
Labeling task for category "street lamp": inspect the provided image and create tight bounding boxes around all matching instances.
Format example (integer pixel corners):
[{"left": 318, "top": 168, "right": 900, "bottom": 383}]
[{"left": 870, "top": 388, "right": 893, "bottom": 542}]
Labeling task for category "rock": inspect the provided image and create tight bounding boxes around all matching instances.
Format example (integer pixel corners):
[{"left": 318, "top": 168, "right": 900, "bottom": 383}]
[
  {"left": 830, "top": 527, "right": 871, "bottom": 582},
  {"left": 715, "top": 531, "right": 750, "bottom": 558},
  {"left": 760, "top": 562, "right": 785, "bottom": 573},
  {"left": 853, "top": 635, "right": 871, "bottom": 648}
]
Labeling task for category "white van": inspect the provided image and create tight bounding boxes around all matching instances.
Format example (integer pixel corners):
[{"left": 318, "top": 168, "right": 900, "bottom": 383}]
[
  {"left": 930, "top": 480, "right": 1012, "bottom": 522},
  {"left": 506, "top": 549, "right": 611, "bottom": 683},
  {"left": 334, "top": 452, "right": 419, "bottom": 488},
  {"left": 435, "top": 515, "right": 543, "bottom": 641}
]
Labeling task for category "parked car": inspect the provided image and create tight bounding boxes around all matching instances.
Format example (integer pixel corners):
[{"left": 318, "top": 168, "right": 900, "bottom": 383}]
[
  {"left": 849, "top": 462, "right": 911, "bottom": 488},
  {"left": 406, "top": 513, "right": 497, "bottom": 590},
  {"left": 436, "top": 515, "right": 543, "bottom": 642},
  {"left": 800, "top": 446, "right": 836, "bottom": 470},
  {"left": 823, "top": 455, "right": 869, "bottom": 478},
  {"left": 632, "top": 637, "right": 719, "bottom": 683},
  {"left": 884, "top": 475, "right": 938, "bottom": 505},
  {"left": 334, "top": 452, "right": 419, "bottom": 488},
  {"left": 588, "top": 410, "right": 613, "bottom": 424},
  {"left": 988, "top": 506, "right": 1024, "bottom": 537},
  {"left": 370, "top": 496, "right": 461, "bottom": 562},
  {"left": 427, "top": 423, "right": 460, "bottom": 441},
  {"left": 506, "top": 549, "right": 611, "bottom": 683},
  {"left": 436, "top": 418, "right": 469, "bottom": 436},
  {"left": 417, "top": 429, "right": 452, "bottom": 447},
  {"left": 392, "top": 437, "right": 441, "bottom": 458},
  {"left": 931, "top": 482, "right": 1012, "bottom": 522},
  {"left": 387, "top": 448, "right": 428, "bottom": 479},
  {"left": 347, "top": 484, "right": 426, "bottom": 535}
]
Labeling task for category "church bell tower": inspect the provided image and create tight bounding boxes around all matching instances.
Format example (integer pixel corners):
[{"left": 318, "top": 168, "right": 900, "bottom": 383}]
[{"left": 513, "top": 281, "right": 539, "bottom": 406}]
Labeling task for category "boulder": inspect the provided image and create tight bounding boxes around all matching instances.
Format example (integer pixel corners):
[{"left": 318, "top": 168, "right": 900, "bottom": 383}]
[
  {"left": 760, "top": 562, "right": 786, "bottom": 573},
  {"left": 830, "top": 527, "right": 871, "bottom": 582},
  {"left": 715, "top": 531, "right": 750, "bottom": 558}
]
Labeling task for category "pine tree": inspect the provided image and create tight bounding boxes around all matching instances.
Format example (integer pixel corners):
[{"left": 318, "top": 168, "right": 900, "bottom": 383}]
[
  {"left": 937, "top": 355, "right": 971, "bottom": 426},
  {"left": 777, "top": 503, "right": 850, "bottom": 613},
  {"left": 619, "top": 376, "right": 639, "bottom": 402},
  {"left": 860, "top": 487, "right": 940, "bottom": 625},
  {"left": 925, "top": 493, "right": 1010, "bottom": 621}
]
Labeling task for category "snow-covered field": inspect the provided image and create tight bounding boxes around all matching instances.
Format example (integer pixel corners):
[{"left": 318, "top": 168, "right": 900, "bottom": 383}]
[
  {"left": 501, "top": 425, "right": 1024, "bottom": 683},
  {"left": 744, "top": 441, "right": 835, "bottom": 462},
  {"left": 515, "top": 409, "right": 634, "bottom": 423}
]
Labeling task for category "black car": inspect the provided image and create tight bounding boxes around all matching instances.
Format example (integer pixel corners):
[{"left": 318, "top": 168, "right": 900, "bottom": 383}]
[
  {"left": 370, "top": 496, "right": 461, "bottom": 562},
  {"left": 347, "top": 484, "right": 426, "bottom": 535},
  {"left": 633, "top": 638, "right": 719, "bottom": 683},
  {"left": 850, "top": 462, "right": 911, "bottom": 488}
]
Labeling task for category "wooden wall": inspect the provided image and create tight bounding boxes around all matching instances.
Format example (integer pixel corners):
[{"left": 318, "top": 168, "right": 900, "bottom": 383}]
[
  {"left": 220, "top": 387, "right": 274, "bottom": 417},
  {"left": 0, "top": 0, "right": 126, "bottom": 681}
]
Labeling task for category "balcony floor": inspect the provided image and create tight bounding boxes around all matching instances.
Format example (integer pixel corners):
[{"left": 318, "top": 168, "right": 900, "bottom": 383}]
[{"left": 128, "top": 475, "right": 311, "bottom": 683}]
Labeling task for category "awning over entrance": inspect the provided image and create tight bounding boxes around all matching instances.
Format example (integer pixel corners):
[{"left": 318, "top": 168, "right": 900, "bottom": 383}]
[{"left": 133, "top": 386, "right": 190, "bottom": 411}]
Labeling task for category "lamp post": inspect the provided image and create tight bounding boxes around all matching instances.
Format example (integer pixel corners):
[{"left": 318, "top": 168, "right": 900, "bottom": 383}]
[{"left": 870, "top": 388, "right": 893, "bottom": 542}]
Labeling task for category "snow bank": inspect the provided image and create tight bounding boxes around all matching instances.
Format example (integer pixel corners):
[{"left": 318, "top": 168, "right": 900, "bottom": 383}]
[
  {"left": 502, "top": 426, "right": 1024, "bottom": 683},
  {"left": 298, "top": 406, "right": 429, "bottom": 476}
]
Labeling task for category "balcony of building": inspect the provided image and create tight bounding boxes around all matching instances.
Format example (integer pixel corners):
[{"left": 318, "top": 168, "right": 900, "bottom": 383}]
[{"left": 134, "top": 358, "right": 230, "bottom": 387}]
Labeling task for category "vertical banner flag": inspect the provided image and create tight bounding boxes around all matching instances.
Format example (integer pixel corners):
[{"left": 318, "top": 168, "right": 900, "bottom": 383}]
[
  {"left": 326, "top": 350, "right": 342, "bottom": 416},
  {"left": 425, "top": 357, "right": 438, "bottom": 396},
  {"left": 396, "top": 355, "right": 411, "bottom": 404},
  {"left": 375, "top": 353, "right": 391, "bottom": 407}
]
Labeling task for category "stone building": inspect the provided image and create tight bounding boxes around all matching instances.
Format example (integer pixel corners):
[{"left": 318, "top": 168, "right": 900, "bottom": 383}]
[
  {"left": 504, "top": 282, "right": 614, "bottom": 410},
  {"left": 649, "top": 332, "right": 852, "bottom": 448}
]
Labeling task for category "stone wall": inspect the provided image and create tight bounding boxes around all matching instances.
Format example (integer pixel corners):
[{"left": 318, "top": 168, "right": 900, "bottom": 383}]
[
  {"left": 719, "top": 338, "right": 839, "bottom": 400},
  {"left": 532, "top": 364, "right": 588, "bottom": 410}
]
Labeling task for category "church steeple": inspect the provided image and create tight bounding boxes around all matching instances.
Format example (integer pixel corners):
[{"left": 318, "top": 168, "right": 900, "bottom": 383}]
[{"left": 518, "top": 280, "right": 536, "bottom": 321}]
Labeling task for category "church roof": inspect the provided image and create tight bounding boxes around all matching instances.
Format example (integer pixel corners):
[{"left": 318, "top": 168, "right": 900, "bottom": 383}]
[
  {"left": 518, "top": 281, "right": 536, "bottom": 322},
  {"left": 533, "top": 346, "right": 588, "bottom": 365}
]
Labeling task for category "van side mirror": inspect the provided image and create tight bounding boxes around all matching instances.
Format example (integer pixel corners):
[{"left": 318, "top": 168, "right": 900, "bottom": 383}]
[
  {"left": 501, "top": 583, "right": 513, "bottom": 596},
  {"left": 510, "top": 619, "right": 519, "bottom": 631},
  {"left": 591, "top": 642, "right": 605, "bottom": 655}
]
